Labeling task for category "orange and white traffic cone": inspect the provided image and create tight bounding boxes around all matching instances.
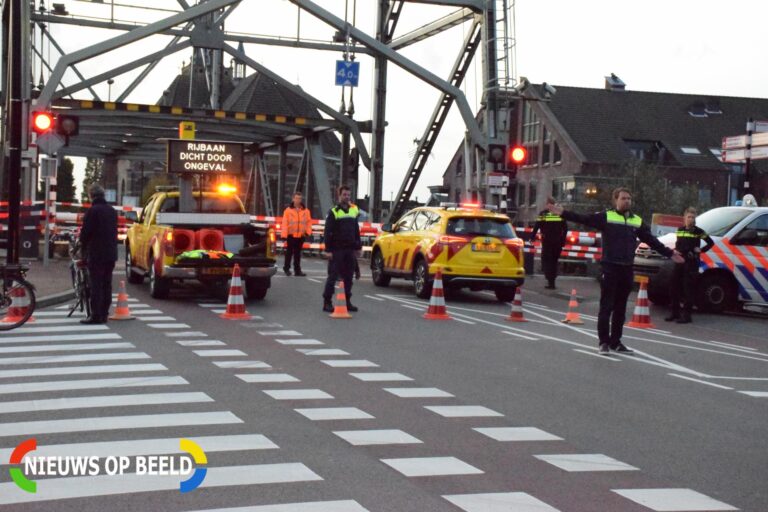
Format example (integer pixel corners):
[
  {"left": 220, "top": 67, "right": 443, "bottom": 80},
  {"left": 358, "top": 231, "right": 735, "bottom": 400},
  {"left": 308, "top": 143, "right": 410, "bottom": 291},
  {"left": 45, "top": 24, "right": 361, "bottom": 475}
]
[
  {"left": 330, "top": 280, "right": 352, "bottom": 319},
  {"left": 109, "top": 280, "right": 135, "bottom": 320},
  {"left": 626, "top": 279, "right": 655, "bottom": 328},
  {"left": 1, "top": 285, "right": 34, "bottom": 324},
  {"left": 220, "top": 264, "right": 252, "bottom": 320},
  {"left": 505, "top": 286, "right": 527, "bottom": 322},
  {"left": 562, "top": 288, "right": 584, "bottom": 324},
  {"left": 423, "top": 269, "right": 450, "bottom": 320}
]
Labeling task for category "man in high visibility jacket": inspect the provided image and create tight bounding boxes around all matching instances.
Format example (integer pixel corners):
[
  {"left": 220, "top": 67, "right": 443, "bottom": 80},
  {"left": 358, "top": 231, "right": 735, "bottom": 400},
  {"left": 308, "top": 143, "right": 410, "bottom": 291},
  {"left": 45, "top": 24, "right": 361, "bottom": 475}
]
[
  {"left": 281, "top": 192, "right": 313, "bottom": 276},
  {"left": 548, "top": 188, "right": 683, "bottom": 355},
  {"left": 530, "top": 209, "right": 568, "bottom": 289},
  {"left": 322, "top": 185, "right": 362, "bottom": 312},
  {"left": 666, "top": 207, "right": 714, "bottom": 324}
]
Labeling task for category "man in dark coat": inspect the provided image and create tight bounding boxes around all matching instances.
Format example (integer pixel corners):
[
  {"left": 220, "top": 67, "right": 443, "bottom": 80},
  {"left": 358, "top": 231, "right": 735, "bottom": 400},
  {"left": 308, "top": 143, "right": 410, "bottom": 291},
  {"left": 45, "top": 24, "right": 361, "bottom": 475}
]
[
  {"left": 530, "top": 209, "right": 568, "bottom": 289},
  {"left": 79, "top": 183, "right": 118, "bottom": 324},
  {"left": 322, "top": 185, "right": 362, "bottom": 312}
]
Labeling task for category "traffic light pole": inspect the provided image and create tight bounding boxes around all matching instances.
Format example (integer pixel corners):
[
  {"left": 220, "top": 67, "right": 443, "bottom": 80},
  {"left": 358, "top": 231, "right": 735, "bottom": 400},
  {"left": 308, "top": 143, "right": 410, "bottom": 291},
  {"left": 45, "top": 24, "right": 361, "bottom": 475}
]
[{"left": 4, "top": 0, "right": 24, "bottom": 264}]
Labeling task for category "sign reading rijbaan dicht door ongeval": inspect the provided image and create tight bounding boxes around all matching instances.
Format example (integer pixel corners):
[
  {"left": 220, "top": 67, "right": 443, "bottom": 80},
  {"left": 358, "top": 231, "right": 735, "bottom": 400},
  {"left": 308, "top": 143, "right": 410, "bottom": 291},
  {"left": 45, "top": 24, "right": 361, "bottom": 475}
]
[{"left": 166, "top": 139, "right": 244, "bottom": 175}]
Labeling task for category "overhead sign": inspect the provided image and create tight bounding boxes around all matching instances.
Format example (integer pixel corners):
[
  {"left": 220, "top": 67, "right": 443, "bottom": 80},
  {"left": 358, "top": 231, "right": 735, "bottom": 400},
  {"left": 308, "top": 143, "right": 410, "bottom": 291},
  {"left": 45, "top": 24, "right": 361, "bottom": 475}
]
[
  {"left": 167, "top": 139, "right": 244, "bottom": 175},
  {"left": 486, "top": 172, "right": 509, "bottom": 187},
  {"left": 335, "top": 60, "right": 360, "bottom": 87},
  {"left": 722, "top": 146, "right": 768, "bottom": 162}
]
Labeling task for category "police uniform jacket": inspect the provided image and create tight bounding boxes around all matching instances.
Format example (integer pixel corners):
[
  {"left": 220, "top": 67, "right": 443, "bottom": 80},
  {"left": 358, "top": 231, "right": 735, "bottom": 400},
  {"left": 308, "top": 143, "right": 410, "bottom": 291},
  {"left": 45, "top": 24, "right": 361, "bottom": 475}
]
[
  {"left": 323, "top": 203, "right": 362, "bottom": 252},
  {"left": 560, "top": 208, "right": 673, "bottom": 265},
  {"left": 79, "top": 196, "right": 118, "bottom": 263},
  {"left": 530, "top": 209, "right": 567, "bottom": 247},
  {"left": 674, "top": 225, "right": 714, "bottom": 261}
]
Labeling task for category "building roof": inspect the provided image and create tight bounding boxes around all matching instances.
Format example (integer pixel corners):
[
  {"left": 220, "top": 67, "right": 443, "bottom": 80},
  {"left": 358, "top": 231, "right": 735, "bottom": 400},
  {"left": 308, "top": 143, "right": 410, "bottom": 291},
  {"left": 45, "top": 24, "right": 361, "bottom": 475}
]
[{"left": 545, "top": 86, "right": 768, "bottom": 170}]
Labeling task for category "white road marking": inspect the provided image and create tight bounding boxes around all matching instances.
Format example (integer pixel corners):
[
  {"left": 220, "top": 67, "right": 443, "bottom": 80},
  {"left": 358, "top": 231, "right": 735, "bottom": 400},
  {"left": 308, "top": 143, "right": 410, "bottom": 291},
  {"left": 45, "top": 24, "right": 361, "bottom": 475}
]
[
  {"left": 425, "top": 405, "right": 503, "bottom": 418},
  {"left": 573, "top": 349, "right": 621, "bottom": 361},
  {"left": 709, "top": 340, "right": 758, "bottom": 351},
  {"left": 452, "top": 317, "right": 476, "bottom": 325},
  {"left": 307, "top": 278, "right": 323, "bottom": 284},
  {"left": 473, "top": 427, "right": 563, "bottom": 442},
  {"left": 294, "top": 407, "right": 374, "bottom": 421},
  {"left": 263, "top": 389, "right": 333, "bottom": 400},
  {"left": 176, "top": 340, "right": 226, "bottom": 347},
  {"left": 0, "top": 391, "right": 213, "bottom": 415},
  {"left": 364, "top": 295, "right": 385, "bottom": 301},
  {"left": 186, "top": 500, "right": 369, "bottom": 511},
  {"left": 193, "top": 349, "right": 247, "bottom": 357},
  {"left": 383, "top": 387, "right": 454, "bottom": 398},
  {"left": 297, "top": 349, "right": 349, "bottom": 356},
  {"left": 400, "top": 304, "right": 424, "bottom": 312},
  {"left": 0, "top": 363, "right": 166, "bottom": 379},
  {"left": 0, "top": 324, "right": 109, "bottom": 335},
  {"left": 738, "top": 391, "right": 768, "bottom": 397},
  {"left": 213, "top": 361, "right": 271, "bottom": 369},
  {"left": 334, "top": 429, "right": 422, "bottom": 446},
  {"left": 137, "top": 316, "right": 177, "bottom": 321},
  {"left": 0, "top": 333, "right": 122, "bottom": 345},
  {"left": 444, "top": 492, "right": 561, "bottom": 512},
  {"left": 0, "top": 411, "right": 241, "bottom": 437},
  {"left": 0, "top": 375, "right": 188, "bottom": 395},
  {"left": 668, "top": 373, "right": 733, "bottom": 390},
  {"left": 260, "top": 330, "right": 303, "bottom": 336},
  {"left": 165, "top": 331, "right": 208, "bottom": 337},
  {"left": 237, "top": 374, "right": 300, "bottom": 383},
  {"left": 501, "top": 330, "right": 538, "bottom": 340},
  {"left": 0, "top": 433, "right": 276, "bottom": 460},
  {"left": 0, "top": 463, "right": 321, "bottom": 505},
  {"left": 0, "top": 347, "right": 138, "bottom": 360},
  {"left": 381, "top": 457, "right": 483, "bottom": 477},
  {"left": 349, "top": 372, "right": 413, "bottom": 382},
  {"left": 612, "top": 488, "right": 737, "bottom": 511},
  {"left": 534, "top": 453, "right": 638, "bottom": 472},
  {"left": 147, "top": 323, "right": 191, "bottom": 329},
  {"left": 276, "top": 338, "right": 323, "bottom": 346},
  {"left": 321, "top": 359, "right": 378, "bottom": 368}
]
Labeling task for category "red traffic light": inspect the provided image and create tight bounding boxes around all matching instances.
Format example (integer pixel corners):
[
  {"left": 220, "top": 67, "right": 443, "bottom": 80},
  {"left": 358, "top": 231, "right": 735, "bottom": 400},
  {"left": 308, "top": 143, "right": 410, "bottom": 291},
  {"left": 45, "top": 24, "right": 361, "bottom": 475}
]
[
  {"left": 32, "top": 111, "right": 54, "bottom": 134},
  {"left": 509, "top": 146, "right": 527, "bottom": 165}
]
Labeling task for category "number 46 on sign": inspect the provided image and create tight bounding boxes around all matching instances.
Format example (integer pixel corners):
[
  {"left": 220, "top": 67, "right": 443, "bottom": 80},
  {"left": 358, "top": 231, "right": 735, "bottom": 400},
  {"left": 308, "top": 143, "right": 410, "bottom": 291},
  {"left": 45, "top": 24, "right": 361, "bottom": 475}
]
[{"left": 335, "top": 60, "right": 360, "bottom": 87}]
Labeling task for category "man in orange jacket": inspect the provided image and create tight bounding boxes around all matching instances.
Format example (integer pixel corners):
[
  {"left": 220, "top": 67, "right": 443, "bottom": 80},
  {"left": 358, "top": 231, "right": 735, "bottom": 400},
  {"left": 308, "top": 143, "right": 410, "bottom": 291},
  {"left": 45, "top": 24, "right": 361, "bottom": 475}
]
[{"left": 281, "top": 192, "right": 313, "bottom": 276}]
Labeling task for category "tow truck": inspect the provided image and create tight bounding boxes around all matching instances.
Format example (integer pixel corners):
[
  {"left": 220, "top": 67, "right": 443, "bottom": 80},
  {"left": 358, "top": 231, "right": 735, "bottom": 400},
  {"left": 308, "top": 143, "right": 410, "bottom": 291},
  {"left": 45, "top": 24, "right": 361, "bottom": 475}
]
[{"left": 125, "top": 184, "right": 277, "bottom": 299}]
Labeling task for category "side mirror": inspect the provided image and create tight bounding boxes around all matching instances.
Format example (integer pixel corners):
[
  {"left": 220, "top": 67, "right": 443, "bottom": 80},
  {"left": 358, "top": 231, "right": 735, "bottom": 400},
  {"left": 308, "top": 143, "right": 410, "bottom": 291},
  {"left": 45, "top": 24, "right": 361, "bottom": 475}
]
[
  {"left": 380, "top": 223, "right": 393, "bottom": 233},
  {"left": 732, "top": 228, "right": 758, "bottom": 245}
]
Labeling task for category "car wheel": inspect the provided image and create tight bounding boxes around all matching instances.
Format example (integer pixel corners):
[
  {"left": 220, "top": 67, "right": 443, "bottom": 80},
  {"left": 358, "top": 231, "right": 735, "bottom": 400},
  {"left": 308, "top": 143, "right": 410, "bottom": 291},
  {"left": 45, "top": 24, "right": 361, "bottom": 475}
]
[
  {"left": 371, "top": 250, "right": 390, "bottom": 287},
  {"left": 148, "top": 255, "right": 170, "bottom": 299},
  {"left": 245, "top": 277, "right": 269, "bottom": 301},
  {"left": 125, "top": 243, "right": 144, "bottom": 284},
  {"left": 494, "top": 287, "right": 517, "bottom": 302},
  {"left": 697, "top": 273, "right": 735, "bottom": 313},
  {"left": 413, "top": 259, "right": 433, "bottom": 299}
]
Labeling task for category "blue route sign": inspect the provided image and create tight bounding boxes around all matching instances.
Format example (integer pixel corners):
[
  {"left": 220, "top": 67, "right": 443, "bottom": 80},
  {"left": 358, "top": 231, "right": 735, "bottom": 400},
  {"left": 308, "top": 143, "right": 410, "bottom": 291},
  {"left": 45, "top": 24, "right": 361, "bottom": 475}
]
[{"left": 335, "top": 60, "right": 360, "bottom": 87}]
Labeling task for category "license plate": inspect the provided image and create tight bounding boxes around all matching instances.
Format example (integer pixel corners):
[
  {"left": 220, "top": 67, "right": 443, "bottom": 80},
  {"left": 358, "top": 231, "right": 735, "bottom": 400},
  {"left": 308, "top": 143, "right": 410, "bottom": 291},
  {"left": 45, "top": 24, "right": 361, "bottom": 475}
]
[
  {"left": 471, "top": 243, "right": 499, "bottom": 252},
  {"left": 201, "top": 267, "right": 233, "bottom": 276}
]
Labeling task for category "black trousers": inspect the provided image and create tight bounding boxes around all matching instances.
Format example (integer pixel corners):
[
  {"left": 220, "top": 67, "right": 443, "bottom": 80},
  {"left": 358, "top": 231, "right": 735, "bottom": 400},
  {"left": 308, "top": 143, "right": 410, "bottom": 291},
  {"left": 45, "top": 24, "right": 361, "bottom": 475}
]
[
  {"left": 598, "top": 263, "right": 634, "bottom": 348},
  {"left": 670, "top": 261, "right": 698, "bottom": 316},
  {"left": 323, "top": 249, "right": 355, "bottom": 303},
  {"left": 88, "top": 261, "right": 114, "bottom": 321},
  {"left": 284, "top": 236, "right": 305, "bottom": 272},
  {"left": 541, "top": 243, "right": 562, "bottom": 284}
]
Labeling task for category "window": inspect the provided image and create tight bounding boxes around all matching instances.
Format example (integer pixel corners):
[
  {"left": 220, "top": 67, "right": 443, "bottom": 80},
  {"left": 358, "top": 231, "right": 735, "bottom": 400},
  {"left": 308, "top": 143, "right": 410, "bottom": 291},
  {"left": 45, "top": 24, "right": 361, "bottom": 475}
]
[
  {"left": 552, "top": 140, "right": 562, "bottom": 164},
  {"left": 517, "top": 183, "right": 527, "bottom": 207},
  {"left": 522, "top": 102, "right": 540, "bottom": 167},
  {"left": 542, "top": 126, "right": 551, "bottom": 166},
  {"left": 709, "top": 148, "right": 723, "bottom": 161},
  {"left": 737, "top": 215, "right": 768, "bottom": 246},
  {"left": 624, "top": 140, "right": 678, "bottom": 165},
  {"left": 528, "top": 182, "right": 538, "bottom": 207},
  {"left": 680, "top": 146, "right": 702, "bottom": 155},
  {"left": 411, "top": 211, "right": 431, "bottom": 231},
  {"left": 425, "top": 212, "right": 442, "bottom": 232},
  {"left": 394, "top": 212, "right": 416, "bottom": 232},
  {"left": 447, "top": 217, "right": 514, "bottom": 238}
]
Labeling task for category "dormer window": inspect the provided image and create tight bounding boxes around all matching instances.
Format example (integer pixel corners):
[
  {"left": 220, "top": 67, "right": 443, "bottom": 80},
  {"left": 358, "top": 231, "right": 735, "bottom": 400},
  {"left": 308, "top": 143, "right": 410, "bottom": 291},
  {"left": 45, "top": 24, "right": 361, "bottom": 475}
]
[{"left": 680, "top": 146, "right": 702, "bottom": 155}]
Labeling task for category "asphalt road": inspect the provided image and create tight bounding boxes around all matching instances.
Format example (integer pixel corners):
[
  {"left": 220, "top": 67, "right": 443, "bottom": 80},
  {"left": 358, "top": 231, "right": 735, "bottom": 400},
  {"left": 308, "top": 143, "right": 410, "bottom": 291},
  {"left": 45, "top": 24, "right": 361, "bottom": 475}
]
[{"left": 0, "top": 256, "right": 766, "bottom": 512}]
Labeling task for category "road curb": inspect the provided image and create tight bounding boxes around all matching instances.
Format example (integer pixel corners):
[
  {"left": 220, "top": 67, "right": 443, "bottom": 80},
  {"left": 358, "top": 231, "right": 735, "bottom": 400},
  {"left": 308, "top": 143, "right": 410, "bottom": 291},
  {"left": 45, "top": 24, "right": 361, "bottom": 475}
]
[{"left": 36, "top": 290, "right": 75, "bottom": 309}]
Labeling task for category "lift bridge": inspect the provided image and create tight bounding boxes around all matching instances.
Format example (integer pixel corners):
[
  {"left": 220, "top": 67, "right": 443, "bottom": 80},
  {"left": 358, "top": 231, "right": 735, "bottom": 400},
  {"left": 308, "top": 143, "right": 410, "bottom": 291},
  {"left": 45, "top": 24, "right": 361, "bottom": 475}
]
[{"left": 2, "top": 0, "right": 519, "bottom": 231}]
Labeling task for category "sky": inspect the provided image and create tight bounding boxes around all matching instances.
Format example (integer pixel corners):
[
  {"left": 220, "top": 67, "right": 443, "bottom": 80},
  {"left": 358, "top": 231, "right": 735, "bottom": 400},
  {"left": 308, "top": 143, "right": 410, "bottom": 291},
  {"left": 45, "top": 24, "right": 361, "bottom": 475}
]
[{"left": 44, "top": 0, "right": 768, "bottom": 204}]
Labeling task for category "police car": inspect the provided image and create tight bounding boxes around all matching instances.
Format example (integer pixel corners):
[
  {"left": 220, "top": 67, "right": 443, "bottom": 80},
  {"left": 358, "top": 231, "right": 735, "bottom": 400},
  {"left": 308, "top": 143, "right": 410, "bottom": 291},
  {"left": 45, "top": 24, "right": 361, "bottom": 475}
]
[
  {"left": 371, "top": 203, "right": 525, "bottom": 301},
  {"left": 634, "top": 195, "right": 768, "bottom": 312}
]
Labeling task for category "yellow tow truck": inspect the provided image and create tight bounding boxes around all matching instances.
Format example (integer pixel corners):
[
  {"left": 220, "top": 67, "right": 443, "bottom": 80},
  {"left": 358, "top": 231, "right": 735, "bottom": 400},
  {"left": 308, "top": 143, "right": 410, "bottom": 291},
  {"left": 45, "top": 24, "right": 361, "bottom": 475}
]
[{"left": 125, "top": 185, "right": 277, "bottom": 299}]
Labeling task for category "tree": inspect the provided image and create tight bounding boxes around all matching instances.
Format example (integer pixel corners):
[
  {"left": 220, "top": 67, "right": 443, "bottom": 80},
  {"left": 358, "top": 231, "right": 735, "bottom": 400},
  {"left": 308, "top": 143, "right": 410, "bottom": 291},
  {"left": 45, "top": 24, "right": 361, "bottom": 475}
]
[
  {"left": 81, "top": 158, "right": 103, "bottom": 202},
  {"left": 57, "top": 158, "right": 76, "bottom": 203}
]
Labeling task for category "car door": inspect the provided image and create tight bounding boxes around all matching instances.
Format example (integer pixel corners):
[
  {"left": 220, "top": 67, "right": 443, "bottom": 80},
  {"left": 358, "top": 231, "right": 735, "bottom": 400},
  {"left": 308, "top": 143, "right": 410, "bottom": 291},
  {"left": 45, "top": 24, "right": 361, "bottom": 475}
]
[
  {"left": 386, "top": 212, "right": 416, "bottom": 274},
  {"left": 729, "top": 213, "right": 768, "bottom": 302},
  {"left": 398, "top": 211, "right": 431, "bottom": 272}
]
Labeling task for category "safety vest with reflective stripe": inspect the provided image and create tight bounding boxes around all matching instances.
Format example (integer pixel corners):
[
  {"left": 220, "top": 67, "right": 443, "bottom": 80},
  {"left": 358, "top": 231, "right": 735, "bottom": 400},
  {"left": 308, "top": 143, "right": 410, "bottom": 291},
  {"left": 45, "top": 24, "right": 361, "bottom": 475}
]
[
  {"left": 323, "top": 203, "right": 361, "bottom": 251},
  {"left": 281, "top": 206, "right": 313, "bottom": 238},
  {"left": 674, "top": 225, "right": 714, "bottom": 258}
]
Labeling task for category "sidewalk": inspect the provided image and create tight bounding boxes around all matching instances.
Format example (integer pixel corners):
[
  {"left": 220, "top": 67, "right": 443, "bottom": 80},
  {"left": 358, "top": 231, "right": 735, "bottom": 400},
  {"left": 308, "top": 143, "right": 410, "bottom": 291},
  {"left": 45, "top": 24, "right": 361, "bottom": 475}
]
[{"left": 19, "top": 256, "right": 77, "bottom": 308}]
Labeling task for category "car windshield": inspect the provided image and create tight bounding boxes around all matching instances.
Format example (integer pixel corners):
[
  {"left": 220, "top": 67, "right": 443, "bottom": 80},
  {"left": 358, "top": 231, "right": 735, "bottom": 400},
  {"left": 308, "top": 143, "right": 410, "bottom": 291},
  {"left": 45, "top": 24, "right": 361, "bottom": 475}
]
[
  {"left": 695, "top": 208, "right": 753, "bottom": 236},
  {"left": 446, "top": 217, "right": 515, "bottom": 238}
]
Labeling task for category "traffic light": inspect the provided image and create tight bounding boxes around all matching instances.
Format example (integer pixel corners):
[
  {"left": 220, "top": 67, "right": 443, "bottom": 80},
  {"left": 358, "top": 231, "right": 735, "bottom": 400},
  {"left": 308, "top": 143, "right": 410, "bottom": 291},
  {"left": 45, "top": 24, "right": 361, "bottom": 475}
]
[
  {"left": 31, "top": 111, "right": 54, "bottom": 134},
  {"left": 508, "top": 145, "right": 527, "bottom": 167},
  {"left": 487, "top": 143, "right": 507, "bottom": 164},
  {"left": 56, "top": 114, "right": 79, "bottom": 137}
]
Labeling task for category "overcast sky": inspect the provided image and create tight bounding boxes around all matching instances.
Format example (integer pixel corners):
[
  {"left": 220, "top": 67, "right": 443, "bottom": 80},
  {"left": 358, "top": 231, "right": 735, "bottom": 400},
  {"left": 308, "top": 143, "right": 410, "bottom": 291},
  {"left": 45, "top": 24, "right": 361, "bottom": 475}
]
[{"left": 50, "top": 0, "right": 766, "bottom": 204}]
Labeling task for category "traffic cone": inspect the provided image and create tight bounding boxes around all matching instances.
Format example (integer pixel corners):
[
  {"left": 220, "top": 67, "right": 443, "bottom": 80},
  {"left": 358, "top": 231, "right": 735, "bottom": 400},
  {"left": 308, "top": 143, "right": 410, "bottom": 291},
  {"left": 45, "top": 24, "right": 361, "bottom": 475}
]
[
  {"left": 505, "top": 286, "right": 527, "bottom": 322},
  {"left": 423, "top": 269, "right": 450, "bottom": 320},
  {"left": 1, "top": 285, "right": 35, "bottom": 324},
  {"left": 562, "top": 288, "right": 584, "bottom": 324},
  {"left": 330, "top": 280, "right": 352, "bottom": 319},
  {"left": 626, "top": 280, "right": 655, "bottom": 328},
  {"left": 220, "top": 264, "right": 252, "bottom": 320},
  {"left": 109, "top": 280, "right": 135, "bottom": 320}
]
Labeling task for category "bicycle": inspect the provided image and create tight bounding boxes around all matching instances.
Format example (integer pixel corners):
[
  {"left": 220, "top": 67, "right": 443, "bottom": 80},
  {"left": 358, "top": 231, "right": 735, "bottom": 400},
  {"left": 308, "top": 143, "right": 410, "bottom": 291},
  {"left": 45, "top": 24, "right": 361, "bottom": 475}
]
[
  {"left": 67, "top": 237, "right": 91, "bottom": 319},
  {"left": 0, "top": 264, "right": 36, "bottom": 330}
]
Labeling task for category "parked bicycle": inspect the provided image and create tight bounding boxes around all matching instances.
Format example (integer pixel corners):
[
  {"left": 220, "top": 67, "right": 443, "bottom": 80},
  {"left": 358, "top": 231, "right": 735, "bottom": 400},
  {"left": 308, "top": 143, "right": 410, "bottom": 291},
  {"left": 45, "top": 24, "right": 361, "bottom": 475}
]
[
  {"left": 67, "top": 236, "right": 91, "bottom": 319},
  {"left": 0, "top": 264, "right": 36, "bottom": 330}
]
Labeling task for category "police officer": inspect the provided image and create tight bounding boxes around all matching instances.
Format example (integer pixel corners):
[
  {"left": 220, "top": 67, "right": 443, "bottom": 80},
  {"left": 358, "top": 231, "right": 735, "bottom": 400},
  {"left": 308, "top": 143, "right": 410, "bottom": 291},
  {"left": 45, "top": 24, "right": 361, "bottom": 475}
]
[
  {"left": 322, "top": 185, "right": 362, "bottom": 313},
  {"left": 79, "top": 183, "right": 118, "bottom": 324},
  {"left": 547, "top": 188, "right": 683, "bottom": 355},
  {"left": 665, "top": 207, "right": 714, "bottom": 324},
  {"left": 281, "top": 192, "right": 313, "bottom": 276},
  {"left": 530, "top": 208, "right": 568, "bottom": 289}
]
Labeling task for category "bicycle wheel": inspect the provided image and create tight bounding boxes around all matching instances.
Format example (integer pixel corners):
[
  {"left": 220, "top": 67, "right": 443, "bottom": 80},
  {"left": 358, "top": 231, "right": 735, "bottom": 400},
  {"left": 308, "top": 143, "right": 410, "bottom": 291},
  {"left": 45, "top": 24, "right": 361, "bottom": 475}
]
[
  {"left": 0, "top": 277, "right": 36, "bottom": 330},
  {"left": 75, "top": 268, "right": 91, "bottom": 318}
]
